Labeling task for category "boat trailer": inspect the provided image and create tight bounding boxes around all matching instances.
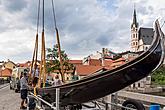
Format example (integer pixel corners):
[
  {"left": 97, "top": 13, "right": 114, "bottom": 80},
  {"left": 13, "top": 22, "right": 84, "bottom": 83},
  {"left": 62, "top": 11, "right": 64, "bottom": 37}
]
[{"left": 26, "top": 88, "right": 141, "bottom": 110}]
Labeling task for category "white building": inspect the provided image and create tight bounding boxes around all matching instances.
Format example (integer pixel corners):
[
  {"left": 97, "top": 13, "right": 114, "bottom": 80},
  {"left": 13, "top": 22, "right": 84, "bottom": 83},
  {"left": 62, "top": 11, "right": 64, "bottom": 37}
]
[{"left": 130, "top": 8, "right": 154, "bottom": 89}]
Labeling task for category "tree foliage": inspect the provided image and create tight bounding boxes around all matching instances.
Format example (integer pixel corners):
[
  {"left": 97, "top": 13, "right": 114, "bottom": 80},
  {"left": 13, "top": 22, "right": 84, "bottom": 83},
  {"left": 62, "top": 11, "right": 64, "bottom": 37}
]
[
  {"left": 46, "top": 45, "right": 75, "bottom": 82},
  {"left": 151, "top": 66, "right": 165, "bottom": 85}
]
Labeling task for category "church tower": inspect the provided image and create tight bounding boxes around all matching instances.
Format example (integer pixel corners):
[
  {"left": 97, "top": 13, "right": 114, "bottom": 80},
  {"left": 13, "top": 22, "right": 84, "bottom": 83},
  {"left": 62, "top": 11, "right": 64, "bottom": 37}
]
[{"left": 131, "top": 8, "right": 139, "bottom": 52}]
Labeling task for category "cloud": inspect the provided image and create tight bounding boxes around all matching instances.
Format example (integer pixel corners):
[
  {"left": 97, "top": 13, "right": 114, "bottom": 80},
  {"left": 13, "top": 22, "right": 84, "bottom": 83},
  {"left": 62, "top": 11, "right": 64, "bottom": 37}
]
[
  {"left": 0, "top": 0, "right": 164, "bottom": 62},
  {"left": 2, "top": 0, "right": 27, "bottom": 12}
]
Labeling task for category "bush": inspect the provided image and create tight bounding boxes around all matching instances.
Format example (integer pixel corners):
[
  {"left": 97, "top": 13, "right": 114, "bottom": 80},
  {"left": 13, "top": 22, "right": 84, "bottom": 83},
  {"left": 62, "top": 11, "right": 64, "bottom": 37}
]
[{"left": 152, "top": 66, "right": 165, "bottom": 85}]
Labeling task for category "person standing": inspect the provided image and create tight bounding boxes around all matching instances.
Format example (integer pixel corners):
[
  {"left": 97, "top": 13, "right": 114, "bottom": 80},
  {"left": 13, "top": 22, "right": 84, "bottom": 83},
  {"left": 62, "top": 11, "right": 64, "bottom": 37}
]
[
  {"left": 20, "top": 72, "right": 28, "bottom": 109},
  {"left": 53, "top": 75, "right": 62, "bottom": 86}
]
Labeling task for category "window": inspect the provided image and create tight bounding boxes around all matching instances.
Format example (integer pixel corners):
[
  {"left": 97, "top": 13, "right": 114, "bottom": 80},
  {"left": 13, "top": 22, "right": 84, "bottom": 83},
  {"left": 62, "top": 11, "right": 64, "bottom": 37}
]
[
  {"left": 136, "top": 42, "right": 138, "bottom": 45},
  {"left": 138, "top": 83, "right": 140, "bottom": 87},
  {"left": 133, "top": 34, "right": 135, "bottom": 38},
  {"left": 133, "top": 42, "right": 135, "bottom": 45},
  {"left": 146, "top": 76, "right": 150, "bottom": 81}
]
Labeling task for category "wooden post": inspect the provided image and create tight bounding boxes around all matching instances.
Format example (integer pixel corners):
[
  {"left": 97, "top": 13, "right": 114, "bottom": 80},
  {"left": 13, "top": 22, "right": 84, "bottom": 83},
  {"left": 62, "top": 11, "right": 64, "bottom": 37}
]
[
  {"left": 29, "top": 33, "right": 38, "bottom": 83},
  {"left": 56, "top": 88, "right": 60, "bottom": 110},
  {"left": 55, "top": 28, "right": 64, "bottom": 82}
]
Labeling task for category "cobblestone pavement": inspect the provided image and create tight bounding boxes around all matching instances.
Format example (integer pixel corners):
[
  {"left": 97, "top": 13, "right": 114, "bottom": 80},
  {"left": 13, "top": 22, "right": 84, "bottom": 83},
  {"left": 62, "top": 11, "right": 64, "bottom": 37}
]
[{"left": 0, "top": 85, "right": 21, "bottom": 110}]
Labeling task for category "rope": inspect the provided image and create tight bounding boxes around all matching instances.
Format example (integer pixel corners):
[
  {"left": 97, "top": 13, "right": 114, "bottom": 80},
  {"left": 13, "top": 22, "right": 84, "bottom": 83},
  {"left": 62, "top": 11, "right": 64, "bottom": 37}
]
[
  {"left": 37, "top": 0, "right": 41, "bottom": 33},
  {"left": 42, "top": 0, "right": 44, "bottom": 31},
  {"left": 51, "top": 0, "right": 57, "bottom": 29},
  {"left": 51, "top": 0, "right": 65, "bottom": 82},
  {"left": 29, "top": 0, "right": 41, "bottom": 83}
]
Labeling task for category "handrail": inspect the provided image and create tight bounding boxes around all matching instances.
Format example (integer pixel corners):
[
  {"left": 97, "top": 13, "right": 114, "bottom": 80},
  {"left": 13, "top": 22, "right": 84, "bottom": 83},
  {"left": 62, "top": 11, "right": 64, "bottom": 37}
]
[{"left": 29, "top": 92, "right": 59, "bottom": 110}]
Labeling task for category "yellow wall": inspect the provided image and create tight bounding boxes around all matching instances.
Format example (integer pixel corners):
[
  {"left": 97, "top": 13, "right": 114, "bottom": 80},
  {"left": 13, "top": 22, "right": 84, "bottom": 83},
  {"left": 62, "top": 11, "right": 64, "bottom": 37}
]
[{"left": 3, "top": 61, "right": 16, "bottom": 70}]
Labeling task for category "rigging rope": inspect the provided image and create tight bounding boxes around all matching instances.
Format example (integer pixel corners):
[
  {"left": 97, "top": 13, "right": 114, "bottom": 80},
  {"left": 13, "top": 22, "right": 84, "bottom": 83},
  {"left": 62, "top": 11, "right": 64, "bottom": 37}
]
[
  {"left": 37, "top": 0, "right": 41, "bottom": 33},
  {"left": 51, "top": 0, "right": 57, "bottom": 29},
  {"left": 38, "top": 0, "right": 46, "bottom": 87},
  {"left": 42, "top": 0, "right": 44, "bottom": 31},
  {"left": 51, "top": 0, "right": 65, "bottom": 82},
  {"left": 34, "top": 0, "right": 41, "bottom": 77},
  {"left": 29, "top": 0, "right": 41, "bottom": 83}
]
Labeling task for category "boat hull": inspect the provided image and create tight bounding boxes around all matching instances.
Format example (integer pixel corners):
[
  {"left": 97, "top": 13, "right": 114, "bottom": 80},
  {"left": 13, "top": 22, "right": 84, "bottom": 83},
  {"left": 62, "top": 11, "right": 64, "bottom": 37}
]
[{"left": 37, "top": 20, "right": 164, "bottom": 106}]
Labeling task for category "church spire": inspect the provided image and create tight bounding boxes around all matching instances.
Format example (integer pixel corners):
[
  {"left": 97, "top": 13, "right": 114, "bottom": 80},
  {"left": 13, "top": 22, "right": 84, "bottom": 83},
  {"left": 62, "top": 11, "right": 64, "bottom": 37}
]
[
  {"left": 131, "top": 6, "right": 138, "bottom": 28},
  {"left": 131, "top": 5, "right": 139, "bottom": 52}
]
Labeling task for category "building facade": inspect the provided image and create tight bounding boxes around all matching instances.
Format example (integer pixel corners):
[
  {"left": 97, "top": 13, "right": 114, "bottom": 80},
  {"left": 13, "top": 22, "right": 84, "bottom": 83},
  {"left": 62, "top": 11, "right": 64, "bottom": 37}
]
[
  {"left": 130, "top": 8, "right": 154, "bottom": 89},
  {"left": 131, "top": 9, "right": 154, "bottom": 52}
]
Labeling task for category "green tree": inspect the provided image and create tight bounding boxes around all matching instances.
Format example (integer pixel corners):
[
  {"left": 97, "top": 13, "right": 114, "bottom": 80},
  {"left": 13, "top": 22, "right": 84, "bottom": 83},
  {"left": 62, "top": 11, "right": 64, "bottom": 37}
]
[
  {"left": 152, "top": 66, "right": 165, "bottom": 85},
  {"left": 46, "top": 45, "right": 75, "bottom": 82}
]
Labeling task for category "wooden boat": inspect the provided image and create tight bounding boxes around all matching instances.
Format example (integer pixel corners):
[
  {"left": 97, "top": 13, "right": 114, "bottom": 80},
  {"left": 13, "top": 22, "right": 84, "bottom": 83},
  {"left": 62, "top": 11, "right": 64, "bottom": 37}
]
[{"left": 37, "top": 20, "right": 164, "bottom": 106}]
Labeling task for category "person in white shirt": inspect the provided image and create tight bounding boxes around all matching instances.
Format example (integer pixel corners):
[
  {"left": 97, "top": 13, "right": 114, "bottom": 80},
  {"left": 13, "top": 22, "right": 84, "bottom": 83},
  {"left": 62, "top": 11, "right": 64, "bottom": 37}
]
[{"left": 53, "top": 75, "right": 62, "bottom": 86}]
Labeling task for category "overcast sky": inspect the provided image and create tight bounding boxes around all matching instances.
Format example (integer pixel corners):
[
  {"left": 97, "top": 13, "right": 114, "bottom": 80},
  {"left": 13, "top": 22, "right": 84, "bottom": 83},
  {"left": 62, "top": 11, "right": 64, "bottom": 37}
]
[{"left": 0, "top": 0, "right": 164, "bottom": 63}]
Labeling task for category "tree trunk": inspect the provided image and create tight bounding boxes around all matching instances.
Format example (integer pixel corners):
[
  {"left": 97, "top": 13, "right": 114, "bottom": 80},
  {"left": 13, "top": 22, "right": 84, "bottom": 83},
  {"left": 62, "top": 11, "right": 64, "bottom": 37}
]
[{"left": 59, "top": 70, "right": 65, "bottom": 83}]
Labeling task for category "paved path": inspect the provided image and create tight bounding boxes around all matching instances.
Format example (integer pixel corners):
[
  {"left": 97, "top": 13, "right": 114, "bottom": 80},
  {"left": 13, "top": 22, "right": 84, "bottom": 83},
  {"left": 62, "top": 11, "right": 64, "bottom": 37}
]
[{"left": 0, "top": 84, "right": 21, "bottom": 110}]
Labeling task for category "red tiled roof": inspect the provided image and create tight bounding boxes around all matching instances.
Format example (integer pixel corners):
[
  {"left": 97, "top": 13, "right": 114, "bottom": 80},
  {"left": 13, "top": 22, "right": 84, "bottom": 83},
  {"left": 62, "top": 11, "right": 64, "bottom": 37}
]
[
  {"left": 69, "top": 60, "right": 82, "bottom": 65},
  {"left": 17, "top": 61, "right": 40, "bottom": 68},
  {"left": 104, "top": 59, "right": 113, "bottom": 66},
  {"left": 76, "top": 65, "right": 103, "bottom": 76},
  {"left": 0, "top": 68, "right": 12, "bottom": 77},
  {"left": 88, "top": 59, "right": 102, "bottom": 66},
  {"left": 113, "top": 57, "right": 125, "bottom": 62},
  {"left": 111, "top": 57, "right": 126, "bottom": 67},
  {"left": 104, "top": 65, "right": 113, "bottom": 70}
]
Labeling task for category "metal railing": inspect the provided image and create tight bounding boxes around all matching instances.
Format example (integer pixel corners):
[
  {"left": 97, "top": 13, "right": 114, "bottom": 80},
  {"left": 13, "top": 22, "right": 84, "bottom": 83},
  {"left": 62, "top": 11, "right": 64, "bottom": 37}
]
[
  {"left": 28, "top": 89, "right": 160, "bottom": 110},
  {"left": 27, "top": 88, "right": 60, "bottom": 110}
]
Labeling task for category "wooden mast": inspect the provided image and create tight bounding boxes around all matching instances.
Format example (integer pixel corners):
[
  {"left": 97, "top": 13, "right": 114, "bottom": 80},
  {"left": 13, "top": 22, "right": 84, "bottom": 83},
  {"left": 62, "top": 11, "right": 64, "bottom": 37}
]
[
  {"left": 29, "top": 0, "right": 40, "bottom": 84},
  {"left": 38, "top": 0, "right": 46, "bottom": 88},
  {"left": 51, "top": 0, "right": 65, "bottom": 82},
  {"left": 29, "top": 34, "right": 38, "bottom": 83},
  {"left": 56, "top": 28, "right": 64, "bottom": 82}
]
